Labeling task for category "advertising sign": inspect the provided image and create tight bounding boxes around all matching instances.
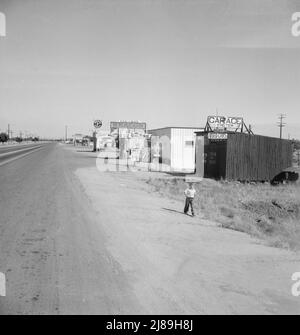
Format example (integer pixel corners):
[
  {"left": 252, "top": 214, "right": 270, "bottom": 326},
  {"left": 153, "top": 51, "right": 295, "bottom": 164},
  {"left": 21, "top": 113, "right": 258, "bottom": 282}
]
[
  {"left": 110, "top": 121, "right": 146, "bottom": 133},
  {"left": 93, "top": 120, "right": 102, "bottom": 128},
  {"left": 208, "top": 133, "right": 228, "bottom": 140},
  {"left": 207, "top": 116, "right": 243, "bottom": 132}
]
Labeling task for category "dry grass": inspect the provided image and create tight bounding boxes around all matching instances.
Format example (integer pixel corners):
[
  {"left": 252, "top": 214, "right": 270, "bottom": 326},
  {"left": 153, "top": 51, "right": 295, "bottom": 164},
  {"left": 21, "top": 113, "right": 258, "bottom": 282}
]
[{"left": 146, "top": 177, "right": 300, "bottom": 250}]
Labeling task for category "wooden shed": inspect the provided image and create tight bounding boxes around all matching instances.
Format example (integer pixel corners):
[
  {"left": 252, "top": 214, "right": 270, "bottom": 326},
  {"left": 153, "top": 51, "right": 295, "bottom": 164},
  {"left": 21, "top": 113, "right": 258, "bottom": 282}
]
[{"left": 195, "top": 132, "right": 293, "bottom": 181}]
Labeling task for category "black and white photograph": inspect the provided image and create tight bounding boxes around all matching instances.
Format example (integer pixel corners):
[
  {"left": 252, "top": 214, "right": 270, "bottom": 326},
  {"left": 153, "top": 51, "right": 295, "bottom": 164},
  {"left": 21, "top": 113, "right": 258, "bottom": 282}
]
[{"left": 0, "top": 0, "right": 300, "bottom": 318}]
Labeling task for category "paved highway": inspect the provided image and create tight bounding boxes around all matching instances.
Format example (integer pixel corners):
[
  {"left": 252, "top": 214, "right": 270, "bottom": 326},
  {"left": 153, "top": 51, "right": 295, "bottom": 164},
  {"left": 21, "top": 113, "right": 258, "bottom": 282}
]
[
  {"left": 0, "top": 143, "right": 140, "bottom": 314},
  {"left": 0, "top": 143, "right": 46, "bottom": 166},
  {"left": 0, "top": 143, "right": 42, "bottom": 154}
]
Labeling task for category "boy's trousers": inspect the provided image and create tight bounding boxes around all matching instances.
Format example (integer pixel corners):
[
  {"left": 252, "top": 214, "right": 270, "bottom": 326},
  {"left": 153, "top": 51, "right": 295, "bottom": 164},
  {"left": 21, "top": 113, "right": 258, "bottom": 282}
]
[{"left": 184, "top": 197, "right": 194, "bottom": 215}]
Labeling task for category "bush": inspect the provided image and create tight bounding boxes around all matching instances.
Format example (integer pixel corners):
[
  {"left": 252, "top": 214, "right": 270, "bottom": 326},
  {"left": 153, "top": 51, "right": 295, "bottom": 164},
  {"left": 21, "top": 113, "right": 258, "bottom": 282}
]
[
  {"left": 15, "top": 137, "right": 23, "bottom": 143},
  {"left": 0, "top": 132, "right": 8, "bottom": 143}
]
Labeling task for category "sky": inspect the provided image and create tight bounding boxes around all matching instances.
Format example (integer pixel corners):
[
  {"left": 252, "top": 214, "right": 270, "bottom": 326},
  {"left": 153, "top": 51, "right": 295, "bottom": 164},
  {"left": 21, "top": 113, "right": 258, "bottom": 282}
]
[{"left": 0, "top": 0, "right": 300, "bottom": 139}]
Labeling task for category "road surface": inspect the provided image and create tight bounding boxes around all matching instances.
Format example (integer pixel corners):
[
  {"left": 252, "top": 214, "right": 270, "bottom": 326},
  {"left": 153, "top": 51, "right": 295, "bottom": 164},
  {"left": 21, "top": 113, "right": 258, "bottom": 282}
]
[
  {"left": 0, "top": 143, "right": 299, "bottom": 314},
  {"left": 0, "top": 143, "right": 42, "bottom": 154},
  {"left": 0, "top": 143, "right": 45, "bottom": 166}
]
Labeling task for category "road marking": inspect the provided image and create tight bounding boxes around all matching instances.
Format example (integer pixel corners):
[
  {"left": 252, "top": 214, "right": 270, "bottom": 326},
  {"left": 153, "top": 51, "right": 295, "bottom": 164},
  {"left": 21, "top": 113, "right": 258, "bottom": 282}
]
[
  {"left": 0, "top": 145, "right": 43, "bottom": 158},
  {"left": 0, "top": 146, "right": 45, "bottom": 167},
  {"left": 0, "top": 142, "right": 40, "bottom": 150}
]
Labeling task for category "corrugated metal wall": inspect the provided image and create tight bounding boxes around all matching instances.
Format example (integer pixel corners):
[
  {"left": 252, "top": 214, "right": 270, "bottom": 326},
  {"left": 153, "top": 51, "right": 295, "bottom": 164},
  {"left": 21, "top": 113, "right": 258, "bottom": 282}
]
[{"left": 226, "top": 133, "right": 293, "bottom": 181}]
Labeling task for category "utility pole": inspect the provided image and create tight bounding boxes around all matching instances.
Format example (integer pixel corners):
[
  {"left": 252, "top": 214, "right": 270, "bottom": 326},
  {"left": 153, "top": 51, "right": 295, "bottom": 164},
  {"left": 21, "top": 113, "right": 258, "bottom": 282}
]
[
  {"left": 7, "top": 124, "right": 10, "bottom": 139},
  {"left": 65, "top": 125, "right": 68, "bottom": 142},
  {"left": 277, "top": 114, "right": 286, "bottom": 139}
]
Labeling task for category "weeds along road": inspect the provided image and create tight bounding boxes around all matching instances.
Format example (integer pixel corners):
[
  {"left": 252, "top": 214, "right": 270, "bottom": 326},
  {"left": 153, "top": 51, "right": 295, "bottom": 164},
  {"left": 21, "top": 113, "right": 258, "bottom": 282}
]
[{"left": 0, "top": 143, "right": 299, "bottom": 314}]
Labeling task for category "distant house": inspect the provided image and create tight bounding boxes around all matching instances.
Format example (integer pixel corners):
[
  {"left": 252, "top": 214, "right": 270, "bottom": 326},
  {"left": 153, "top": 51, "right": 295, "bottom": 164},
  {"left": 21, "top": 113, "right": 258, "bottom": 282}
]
[{"left": 73, "top": 134, "right": 84, "bottom": 145}]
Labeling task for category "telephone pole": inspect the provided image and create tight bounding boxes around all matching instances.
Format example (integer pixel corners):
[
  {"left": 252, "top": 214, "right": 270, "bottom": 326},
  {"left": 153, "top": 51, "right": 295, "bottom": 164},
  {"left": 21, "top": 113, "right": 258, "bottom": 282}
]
[
  {"left": 277, "top": 114, "right": 286, "bottom": 139},
  {"left": 65, "top": 125, "right": 68, "bottom": 142}
]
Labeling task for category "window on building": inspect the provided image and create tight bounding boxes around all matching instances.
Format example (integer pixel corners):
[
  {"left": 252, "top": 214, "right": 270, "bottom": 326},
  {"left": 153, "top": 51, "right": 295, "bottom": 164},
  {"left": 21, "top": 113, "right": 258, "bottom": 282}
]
[{"left": 185, "top": 140, "right": 194, "bottom": 147}]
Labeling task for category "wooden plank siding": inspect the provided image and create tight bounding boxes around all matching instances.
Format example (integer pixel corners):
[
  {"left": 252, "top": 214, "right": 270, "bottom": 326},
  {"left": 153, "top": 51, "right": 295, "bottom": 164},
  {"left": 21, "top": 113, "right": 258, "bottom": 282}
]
[{"left": 225, "top": 133, "right": 293, "bottom": 181}]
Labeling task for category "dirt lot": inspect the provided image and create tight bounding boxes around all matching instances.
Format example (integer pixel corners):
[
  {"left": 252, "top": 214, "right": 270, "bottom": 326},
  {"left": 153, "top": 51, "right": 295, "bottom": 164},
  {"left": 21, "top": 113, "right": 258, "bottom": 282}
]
[{"left": 74, "top": 148, "right": 300, "bottom": 314}]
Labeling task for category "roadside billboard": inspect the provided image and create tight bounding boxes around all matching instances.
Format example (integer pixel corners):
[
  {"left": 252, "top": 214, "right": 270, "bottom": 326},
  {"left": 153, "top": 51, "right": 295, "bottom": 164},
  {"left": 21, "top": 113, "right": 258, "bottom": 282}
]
[{"left": 207, "top": 116, "right": 243, "bottom": 132}]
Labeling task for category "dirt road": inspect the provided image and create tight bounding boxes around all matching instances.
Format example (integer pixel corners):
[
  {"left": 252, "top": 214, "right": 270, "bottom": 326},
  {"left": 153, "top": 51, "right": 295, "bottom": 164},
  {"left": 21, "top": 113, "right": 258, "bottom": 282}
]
[{"left": 0, "top": 144, "right": 299, "bottom": 314}]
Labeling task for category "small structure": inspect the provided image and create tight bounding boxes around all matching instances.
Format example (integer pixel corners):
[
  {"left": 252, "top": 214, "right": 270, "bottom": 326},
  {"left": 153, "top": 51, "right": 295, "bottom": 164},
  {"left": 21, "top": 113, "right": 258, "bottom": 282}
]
[
  {"left": 73, "top": 133, "right": 84, "bottom": 145},
  {"left": 96, "top": 135, "right": 115, "bottom": 150},
  {"left": 110, "top": 121, "right": 148, "bottom": 162},
  {"left": 195, "top": 116, "right": 293, "bottom": 181},
  {"left": 148, "top": 127, "right": 203, "bottom": 173}
]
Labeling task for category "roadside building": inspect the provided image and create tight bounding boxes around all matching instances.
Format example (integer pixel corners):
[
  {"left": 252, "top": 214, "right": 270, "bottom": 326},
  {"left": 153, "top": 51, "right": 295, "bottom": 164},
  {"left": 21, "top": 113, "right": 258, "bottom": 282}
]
[
  {"left": 148, "top": 127, "right": 203, "bottom": 173},
  {"left": 73, "top": 133, "right": 84, "bottom": 145},
  {"left": 195, "top": 116, "right": 293, "bottom": 181},
  {"left": 293, "top": 149, "right": 300, "bottom": 167},
  {"left": 110, "top": 121, "right": 148, "bottom": 161},
  {"left": 96, "top": 134, "right": 115, "bottom": 150}
]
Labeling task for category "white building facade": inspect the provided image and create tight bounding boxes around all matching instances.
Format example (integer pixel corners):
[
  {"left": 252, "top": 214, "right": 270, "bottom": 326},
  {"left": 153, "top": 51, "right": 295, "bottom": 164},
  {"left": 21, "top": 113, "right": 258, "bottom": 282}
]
[{"left": 148, "top": 127, "right": 203, "bottom": 173}]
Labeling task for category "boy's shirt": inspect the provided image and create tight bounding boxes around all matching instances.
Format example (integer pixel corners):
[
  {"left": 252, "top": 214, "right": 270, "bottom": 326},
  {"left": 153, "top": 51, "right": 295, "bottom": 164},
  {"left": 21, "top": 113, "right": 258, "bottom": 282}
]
[{"left": 184, "top": 188, "right": 196, "bottom": 198}]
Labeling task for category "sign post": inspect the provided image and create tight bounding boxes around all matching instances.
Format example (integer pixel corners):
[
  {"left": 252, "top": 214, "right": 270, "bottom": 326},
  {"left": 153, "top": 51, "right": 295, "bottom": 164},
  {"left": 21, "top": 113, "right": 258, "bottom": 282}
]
[{"left": 93, "top": 120, "right": 102, "bottom": 151}]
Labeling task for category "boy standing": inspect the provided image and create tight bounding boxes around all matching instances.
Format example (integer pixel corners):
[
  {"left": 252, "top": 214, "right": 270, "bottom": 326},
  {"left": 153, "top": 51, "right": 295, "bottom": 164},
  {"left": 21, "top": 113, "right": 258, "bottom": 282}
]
[{"left": 184, "top": 182, "right": 196, "bottom": 216}]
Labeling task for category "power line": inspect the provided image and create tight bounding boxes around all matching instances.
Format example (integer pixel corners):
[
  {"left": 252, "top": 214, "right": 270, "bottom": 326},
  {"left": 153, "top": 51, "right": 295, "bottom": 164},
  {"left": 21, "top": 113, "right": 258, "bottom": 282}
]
[{"left": 277, "top": 114, "right": 286, "bottom": 139}]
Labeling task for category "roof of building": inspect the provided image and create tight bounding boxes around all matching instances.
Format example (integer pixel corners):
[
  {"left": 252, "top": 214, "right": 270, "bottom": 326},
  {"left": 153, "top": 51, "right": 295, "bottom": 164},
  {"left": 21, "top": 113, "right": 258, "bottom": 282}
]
[{"left": 148, "top": 126, "right": 204, "bottom": 132}]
